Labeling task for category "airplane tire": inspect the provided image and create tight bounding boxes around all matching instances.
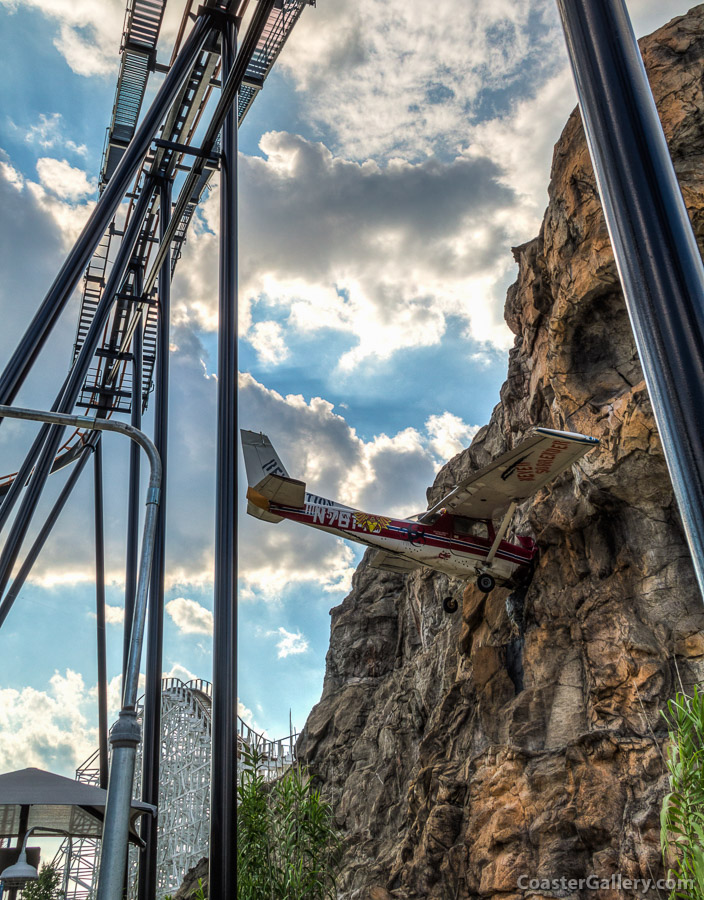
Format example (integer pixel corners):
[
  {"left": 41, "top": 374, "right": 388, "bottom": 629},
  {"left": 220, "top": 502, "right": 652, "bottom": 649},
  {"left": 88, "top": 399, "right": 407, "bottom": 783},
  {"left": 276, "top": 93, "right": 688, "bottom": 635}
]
[
  {"left": 442, "top": 596, "right": 459, "bottom": 614},
  {"left": 477, "top": 573, "right": 495, "bottom": 594}
]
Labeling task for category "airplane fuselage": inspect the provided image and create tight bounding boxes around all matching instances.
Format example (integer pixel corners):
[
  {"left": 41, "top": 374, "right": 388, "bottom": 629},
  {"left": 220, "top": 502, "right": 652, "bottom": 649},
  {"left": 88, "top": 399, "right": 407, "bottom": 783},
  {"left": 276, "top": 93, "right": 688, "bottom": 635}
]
[{"left": 268, "top": 491, "right": 535, "bottom": 583}]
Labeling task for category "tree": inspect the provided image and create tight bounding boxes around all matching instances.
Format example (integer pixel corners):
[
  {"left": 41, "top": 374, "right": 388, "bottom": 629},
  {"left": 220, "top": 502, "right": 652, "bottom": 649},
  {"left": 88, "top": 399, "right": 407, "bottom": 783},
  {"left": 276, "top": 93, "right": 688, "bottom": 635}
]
[{"left": 21, "top": 864, "right": 64, "bottom": 900}]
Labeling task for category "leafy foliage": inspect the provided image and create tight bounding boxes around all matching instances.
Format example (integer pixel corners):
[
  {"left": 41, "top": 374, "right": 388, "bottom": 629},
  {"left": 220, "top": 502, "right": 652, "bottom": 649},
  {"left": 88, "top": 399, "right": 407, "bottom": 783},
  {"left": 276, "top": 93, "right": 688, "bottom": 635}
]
[
  {"left": 661, "top": 687, "right": 704, "bottom": 898},
  {"left": 21, "top": 863, "right": 64, "bottom": 900},
  {"left": 237, "top": 745, "right": 341, "bottom": 899}
]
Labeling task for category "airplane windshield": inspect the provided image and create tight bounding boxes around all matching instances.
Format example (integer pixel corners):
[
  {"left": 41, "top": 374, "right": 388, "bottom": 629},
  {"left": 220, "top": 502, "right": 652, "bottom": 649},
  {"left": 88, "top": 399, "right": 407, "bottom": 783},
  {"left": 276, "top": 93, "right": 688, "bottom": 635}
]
[{"left": 453, "top": 517, "right": 488, "bottom": 538}]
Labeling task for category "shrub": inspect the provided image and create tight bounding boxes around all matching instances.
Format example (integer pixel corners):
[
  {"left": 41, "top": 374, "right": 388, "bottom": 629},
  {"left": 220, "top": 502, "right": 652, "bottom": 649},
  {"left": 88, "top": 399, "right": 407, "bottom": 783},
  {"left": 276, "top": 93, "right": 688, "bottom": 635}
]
[
  {"left": 237, "top": 745, "right": 341, "bottom": 899},
  {"left": 661, "top": 687, "right": 704, "bottom": 898}
]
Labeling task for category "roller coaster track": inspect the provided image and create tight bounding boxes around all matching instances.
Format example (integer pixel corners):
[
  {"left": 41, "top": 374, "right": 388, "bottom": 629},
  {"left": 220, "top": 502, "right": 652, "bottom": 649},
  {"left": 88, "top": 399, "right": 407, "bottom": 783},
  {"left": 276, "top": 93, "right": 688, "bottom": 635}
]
[
  {"left": 54, "top": 679, "right": 296, "bottom": 898},
  {"left": 0, "top": 0, "right": 312, "bottom": 896}
]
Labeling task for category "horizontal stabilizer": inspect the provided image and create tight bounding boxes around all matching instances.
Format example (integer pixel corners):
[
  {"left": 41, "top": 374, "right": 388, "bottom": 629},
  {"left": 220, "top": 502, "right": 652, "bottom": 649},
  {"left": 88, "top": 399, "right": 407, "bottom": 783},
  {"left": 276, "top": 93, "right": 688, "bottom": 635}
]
[
  {"left": 252, "top": 474, "right": 306, "bottom": 509},
  {"left": 246, "top": 501, "right": 284, "bottom": 524},
  {"left": 370, "top": 549, "right": 422, "bottom": 574}
]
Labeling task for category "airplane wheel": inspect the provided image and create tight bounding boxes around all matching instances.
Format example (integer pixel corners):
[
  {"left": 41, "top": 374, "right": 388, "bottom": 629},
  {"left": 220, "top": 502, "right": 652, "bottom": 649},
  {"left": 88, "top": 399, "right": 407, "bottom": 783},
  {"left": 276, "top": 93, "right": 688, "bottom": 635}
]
[
  {"left": 477, "top": 573, "right": 495, "bottom": 594},
  {"left": 442, "top": 596, "right": 459, "bottom": 614}
]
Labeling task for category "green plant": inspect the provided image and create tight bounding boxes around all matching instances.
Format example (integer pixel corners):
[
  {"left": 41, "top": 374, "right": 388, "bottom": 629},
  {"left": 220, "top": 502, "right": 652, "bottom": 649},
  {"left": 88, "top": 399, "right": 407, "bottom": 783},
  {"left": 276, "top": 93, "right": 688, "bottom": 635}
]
[
  {"left": 661, "top": 687, "right": 704, "bottom": 898},
  {"left": 163, "top": 877, "right": 206, "bottom": 900},
  {"left": 21, "top": 863, "right": 64, "bottom": 900},
  {"left": 237, "top": 745, "right": 341, "bottom": 899}
]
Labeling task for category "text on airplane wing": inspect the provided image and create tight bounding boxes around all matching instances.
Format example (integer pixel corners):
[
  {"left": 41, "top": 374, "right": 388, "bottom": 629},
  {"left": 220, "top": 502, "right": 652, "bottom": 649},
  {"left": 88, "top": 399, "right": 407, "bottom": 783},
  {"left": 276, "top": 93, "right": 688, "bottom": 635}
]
[{"left": 421, "top": 428, "right": 599, "bottom": 521}]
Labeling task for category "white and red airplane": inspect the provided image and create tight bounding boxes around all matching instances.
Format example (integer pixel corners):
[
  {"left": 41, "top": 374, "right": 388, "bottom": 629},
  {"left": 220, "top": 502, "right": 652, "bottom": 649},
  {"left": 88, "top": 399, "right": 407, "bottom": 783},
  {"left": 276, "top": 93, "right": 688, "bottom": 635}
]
[{"left": 241, "top": 427, "right": 598, "bottom": 612}]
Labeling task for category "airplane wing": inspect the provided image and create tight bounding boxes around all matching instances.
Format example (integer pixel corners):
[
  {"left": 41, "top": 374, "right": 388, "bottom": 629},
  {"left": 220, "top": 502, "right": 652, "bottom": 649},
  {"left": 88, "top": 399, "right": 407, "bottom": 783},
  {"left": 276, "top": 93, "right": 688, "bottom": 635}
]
[
  {"left": 420, "top": 428, "right": 598, "bottom": 522},
  {"left": 370, "top": 549, "right": 423, "bottom": 574}
]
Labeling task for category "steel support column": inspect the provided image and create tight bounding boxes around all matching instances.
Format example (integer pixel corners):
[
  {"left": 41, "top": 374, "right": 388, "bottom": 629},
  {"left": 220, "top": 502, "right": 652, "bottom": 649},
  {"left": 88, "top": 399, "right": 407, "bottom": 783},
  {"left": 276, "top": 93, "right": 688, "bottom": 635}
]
[
  {"left": 124, "top": 313, "right": 144, "bottom": 678},
  {"left": 210, "top": 15, "right": 238, "bottom": 898},
  {"left": 94, "top": 439, "right": 109, "bottom": 790},
  {"left": 138, "top": 178, "right": 172, "bottom": 900},
  {"left": 556, "top": 0, "right": 704, "bottom": 598}
]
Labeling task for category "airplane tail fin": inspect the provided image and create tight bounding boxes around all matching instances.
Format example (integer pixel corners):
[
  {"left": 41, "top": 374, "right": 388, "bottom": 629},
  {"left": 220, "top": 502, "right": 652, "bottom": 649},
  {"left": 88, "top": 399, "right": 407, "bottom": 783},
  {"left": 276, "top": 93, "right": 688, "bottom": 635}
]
[{"left": 240, "top": 430, "right": 306, "bottom": 523}]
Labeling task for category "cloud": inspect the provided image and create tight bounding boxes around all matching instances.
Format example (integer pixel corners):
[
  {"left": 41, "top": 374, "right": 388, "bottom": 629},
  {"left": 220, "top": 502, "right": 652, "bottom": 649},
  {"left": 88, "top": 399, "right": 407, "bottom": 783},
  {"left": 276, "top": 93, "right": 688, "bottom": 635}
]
[
  {"left": 425, "top": 412, "right": 481, "bottom": 463},
  {"left": 267, "top": 627, "right": 309, "bottom": 659},
  {"left": 247, "top": 321, "right": 290, "bottom": 366},
  {"left": 0, "top": 0, "right": 125, "bottom": 76},
  {"left": 165, "top": 597, "right": 214, "bottom": 636},
  {"left": 163, "top": 662, "right": 199, "bottom": 683},
  {"left": 17, "top": 112, "right": 88, "bottom": 156},
  {"left": 104, "top": 604, "right": 124, "bottom": 625},
  {"left": 176, "top": 132, "right": 517, "bottom": 366},
  {"left": 0, "top": 670, "right": 97, "bottom": 775},
  {"left": 36, "top": 157, "right": 96, "bottom": 201}
]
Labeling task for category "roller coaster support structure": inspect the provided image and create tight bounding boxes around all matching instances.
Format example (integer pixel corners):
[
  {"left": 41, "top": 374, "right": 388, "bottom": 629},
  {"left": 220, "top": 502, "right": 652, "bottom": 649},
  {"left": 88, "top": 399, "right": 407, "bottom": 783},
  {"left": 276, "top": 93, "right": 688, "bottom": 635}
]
[
  {"left": 0, "top": 406, "right": 161, "bottom": 900},
  {"left": 557, "top": 0, "right": 704, "bottom": 600}
]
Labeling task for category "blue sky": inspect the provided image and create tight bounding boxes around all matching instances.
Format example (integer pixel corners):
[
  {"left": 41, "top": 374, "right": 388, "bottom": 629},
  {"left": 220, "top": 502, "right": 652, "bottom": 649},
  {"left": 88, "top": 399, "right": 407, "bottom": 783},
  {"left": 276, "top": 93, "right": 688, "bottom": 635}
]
[{"left": 0, "top": 0, "right": 691, "bottom": 775}]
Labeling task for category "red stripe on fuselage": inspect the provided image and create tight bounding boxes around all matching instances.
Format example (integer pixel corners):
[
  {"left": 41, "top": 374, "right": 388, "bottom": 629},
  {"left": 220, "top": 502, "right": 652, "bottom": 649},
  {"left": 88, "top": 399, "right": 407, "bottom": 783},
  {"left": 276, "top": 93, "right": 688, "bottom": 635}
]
[{"left": 270, "top": 504, "right": 533, "bottom": 566}]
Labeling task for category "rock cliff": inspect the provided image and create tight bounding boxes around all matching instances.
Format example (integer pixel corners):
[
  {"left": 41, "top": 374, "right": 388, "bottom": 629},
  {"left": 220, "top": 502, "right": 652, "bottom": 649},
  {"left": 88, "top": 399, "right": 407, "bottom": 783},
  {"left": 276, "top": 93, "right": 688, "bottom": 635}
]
[{"left": 297, "top": 7, "right": 704, "bottom": 898}]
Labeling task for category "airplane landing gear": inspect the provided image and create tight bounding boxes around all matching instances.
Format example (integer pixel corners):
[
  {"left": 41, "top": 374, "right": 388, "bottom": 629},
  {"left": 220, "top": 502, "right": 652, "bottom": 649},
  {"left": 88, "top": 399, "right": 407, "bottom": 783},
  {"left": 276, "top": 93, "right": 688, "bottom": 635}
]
[
  {"left": 476, "top": 573, "right": 495, "bottom": 594},
  {"left": 442, "top": 595, "right": 459, "bottom": 614}
]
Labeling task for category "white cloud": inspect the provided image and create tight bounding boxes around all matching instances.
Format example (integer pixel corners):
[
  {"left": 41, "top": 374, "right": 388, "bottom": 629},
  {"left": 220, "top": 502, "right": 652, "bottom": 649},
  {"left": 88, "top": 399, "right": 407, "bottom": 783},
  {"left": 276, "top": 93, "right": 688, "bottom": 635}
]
[
  {"left": 104, "top": 603, "right": 124, "bottom": 625},
  {"left": 36, "top": 157, "right": 96, "bottom": 201},
  {"left": 0, "top": 670, "right": 97, "bottom": 775},
  {"left": 176, "top": 133, "right": 517, "bottom": 366},
  {"left": 247, "top": 321, "right": 290, "bottom": 366},
  {"left": 19, "top": 112, "right": 87, "bottom": 156},
  {"left": 165, "top": 597, "right": 214, "bottom": 635},
  {"left": 267, "top": 627, "right": 309, "bottom": 659},
  {"left": 163, "top": 662, "right": 199, "bottom": 683},
  {"left": 425, "top": 412, "right": 481, "bottom": 463},
  {"left": 0, "top": 0, "right": 124, "bottom": 76},
  {"left": 280, "top": 0, "right": 563, "bottom": 162}
]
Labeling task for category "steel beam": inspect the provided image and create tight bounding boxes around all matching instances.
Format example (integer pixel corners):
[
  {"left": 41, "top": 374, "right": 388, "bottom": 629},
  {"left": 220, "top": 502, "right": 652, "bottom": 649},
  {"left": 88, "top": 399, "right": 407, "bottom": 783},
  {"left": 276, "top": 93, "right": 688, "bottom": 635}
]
[
  {"left": 556, "top": 0, "right": 704, "bottom": 598},
  {"left": 138, "top": 178, "right": 172, "bottom": 900},
  {"left": 0, "top": 440, "right": 95, "bottom": 629},
  {"left": 124, "top": 313, "right": 144, "bottom": 678},
  {"left": 210, "top": 15, "right": 238, "bottom": 898},
  {"left": 94, "top": 439, "right": 109, "bottom": 790},
  {"left": 0, "top": 12, "right": 213, "bottom": 409}
]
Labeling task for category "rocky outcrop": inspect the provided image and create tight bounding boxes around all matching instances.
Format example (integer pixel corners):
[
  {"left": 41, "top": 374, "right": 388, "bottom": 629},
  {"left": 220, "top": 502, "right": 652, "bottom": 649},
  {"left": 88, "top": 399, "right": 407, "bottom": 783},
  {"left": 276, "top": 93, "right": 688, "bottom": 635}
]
[{"left": 297, "top": 8, "right": 704, "bottom": 898}]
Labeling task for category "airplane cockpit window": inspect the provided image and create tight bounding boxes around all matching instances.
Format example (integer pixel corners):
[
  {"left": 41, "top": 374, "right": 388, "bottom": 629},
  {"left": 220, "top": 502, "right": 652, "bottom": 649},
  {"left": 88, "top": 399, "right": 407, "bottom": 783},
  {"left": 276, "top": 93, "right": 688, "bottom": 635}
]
[{"left": 453, "top": 517, "right": 488, "bottom": 538}]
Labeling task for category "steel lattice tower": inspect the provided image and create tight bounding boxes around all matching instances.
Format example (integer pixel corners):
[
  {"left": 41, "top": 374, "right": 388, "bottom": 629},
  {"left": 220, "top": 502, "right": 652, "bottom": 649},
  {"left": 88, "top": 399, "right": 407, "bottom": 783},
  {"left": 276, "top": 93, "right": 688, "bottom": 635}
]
[{"left": 0, "top": 1, "right": 311, "bottom": 897}]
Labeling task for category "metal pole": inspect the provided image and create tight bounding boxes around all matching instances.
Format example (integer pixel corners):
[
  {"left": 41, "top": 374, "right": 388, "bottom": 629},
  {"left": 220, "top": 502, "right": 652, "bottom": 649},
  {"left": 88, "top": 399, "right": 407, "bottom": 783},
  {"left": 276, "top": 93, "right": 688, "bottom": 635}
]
[
  {"left": 556, "top": 0, "right": 704, "bottom": 598},
  {"left": 0, "top": 405, "right": 161, "bottom": 900},
  {"left": 0, "top": 12, "right": 213, "bottom": 409},
  {"left": 124, "top": 311, "right": 143, "bottom": 679},
  {"left": 94, "top": 439, "right": 109, "bottom": 790},
  {"left": 138, "top": 177, "right": 172, "bottom": 900},
  {"left": 0, "top": 441, "right": 95, "bottom": 628},
  {"left": 210, "top": 14, "right": 238, "bottom": 898}
]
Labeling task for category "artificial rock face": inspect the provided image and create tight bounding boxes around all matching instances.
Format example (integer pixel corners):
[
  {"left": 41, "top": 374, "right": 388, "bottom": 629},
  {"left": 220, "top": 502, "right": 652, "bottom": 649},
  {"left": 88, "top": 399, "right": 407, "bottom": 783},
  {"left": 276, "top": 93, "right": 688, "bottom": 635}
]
[{"left": 297, "top": 7, "right": 704, "bottom": 899}]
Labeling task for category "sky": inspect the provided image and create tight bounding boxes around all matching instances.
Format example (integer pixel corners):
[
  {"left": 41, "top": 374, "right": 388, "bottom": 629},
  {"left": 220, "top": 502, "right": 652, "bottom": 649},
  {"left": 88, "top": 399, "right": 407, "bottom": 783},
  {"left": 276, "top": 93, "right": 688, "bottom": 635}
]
[{"left": 0, "top": 0, "right": 693, "bottom": 781}]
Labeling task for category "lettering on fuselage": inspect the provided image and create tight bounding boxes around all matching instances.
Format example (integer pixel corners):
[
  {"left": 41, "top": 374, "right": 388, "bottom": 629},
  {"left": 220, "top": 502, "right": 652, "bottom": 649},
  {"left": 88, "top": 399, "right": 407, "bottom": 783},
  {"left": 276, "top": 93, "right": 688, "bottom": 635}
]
[
  {"left": 305, "top": 493, "right": 333, "bottom": 506},
  {"left": 303, "top": 500, "right": 389, "bottom": 534}
]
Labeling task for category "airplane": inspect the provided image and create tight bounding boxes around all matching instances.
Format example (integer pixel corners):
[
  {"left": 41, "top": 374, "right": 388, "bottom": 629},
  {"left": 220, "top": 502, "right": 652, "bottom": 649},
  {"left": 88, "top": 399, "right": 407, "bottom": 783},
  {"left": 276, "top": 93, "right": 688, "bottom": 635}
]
[{"left": 241, "top": 427, "right": 599, "bottom": 613}]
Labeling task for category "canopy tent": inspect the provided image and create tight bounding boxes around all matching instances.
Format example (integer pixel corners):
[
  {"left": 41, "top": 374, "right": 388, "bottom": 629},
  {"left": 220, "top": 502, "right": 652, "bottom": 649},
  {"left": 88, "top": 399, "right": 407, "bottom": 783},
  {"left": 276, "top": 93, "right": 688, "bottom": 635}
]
[{"left": 0, "top": 768, "right": 155, "bottom": 846}]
